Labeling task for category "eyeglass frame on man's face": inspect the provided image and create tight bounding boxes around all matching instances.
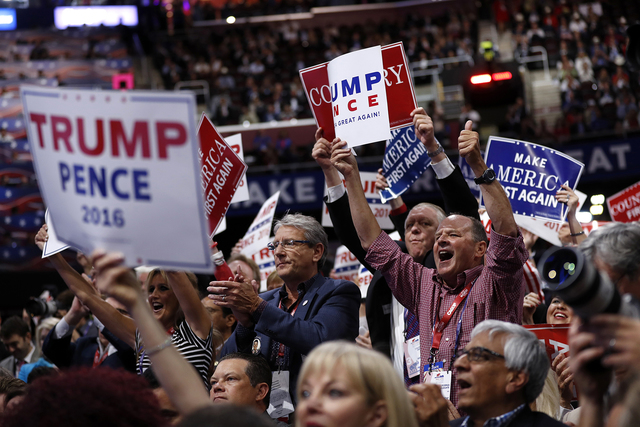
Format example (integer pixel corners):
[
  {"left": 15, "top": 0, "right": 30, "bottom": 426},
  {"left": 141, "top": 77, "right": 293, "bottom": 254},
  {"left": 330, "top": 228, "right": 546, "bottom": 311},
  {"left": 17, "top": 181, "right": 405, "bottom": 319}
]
[
  {"left": 267, "top": 239, "right": 312, "bottom": 251},
  {"left": 455, "top": 346, "right": 505, "bottom": 363}
]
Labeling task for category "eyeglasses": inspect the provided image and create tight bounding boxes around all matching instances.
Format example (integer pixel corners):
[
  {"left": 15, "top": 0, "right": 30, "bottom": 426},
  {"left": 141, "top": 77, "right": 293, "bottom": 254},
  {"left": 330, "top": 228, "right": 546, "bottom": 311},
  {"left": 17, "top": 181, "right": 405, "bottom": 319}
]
[
  {"left": 455, "top": 346, "right": 505, "bottom": 363},
  {"left": 267, "top": 240, "right": 311, "bottom": 251}
]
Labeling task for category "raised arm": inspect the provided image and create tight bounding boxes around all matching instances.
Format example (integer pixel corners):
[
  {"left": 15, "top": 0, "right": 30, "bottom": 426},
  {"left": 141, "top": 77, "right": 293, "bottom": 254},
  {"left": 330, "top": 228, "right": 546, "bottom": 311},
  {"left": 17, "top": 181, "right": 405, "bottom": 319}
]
[
  {"left": 166, "top": 272, "right": 211, "bottom": 340},
  {"left": 458, "top": 121, "right": 518, "bottom": 237},
  {"left": 555, "top": 184, "right": 586, "bottom": 245},
  {"left": 313, "top": 128, "right": 373, "bottom": 270},
  {"left": 330, "top": 138, "right": 382, "bottom": 250},
  {"left": 92, "top": 251, "right": 212, "bottom": 416},
  {"left": 35, "top": 225, "right": 137, "bottom": 348}
]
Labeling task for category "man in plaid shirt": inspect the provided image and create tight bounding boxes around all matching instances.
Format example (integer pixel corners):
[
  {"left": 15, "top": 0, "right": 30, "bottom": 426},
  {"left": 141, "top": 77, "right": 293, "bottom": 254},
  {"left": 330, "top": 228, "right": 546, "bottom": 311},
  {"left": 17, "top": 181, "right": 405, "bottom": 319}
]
[{"left": 329, "top": 120, "right": 527, "bottom": 408}]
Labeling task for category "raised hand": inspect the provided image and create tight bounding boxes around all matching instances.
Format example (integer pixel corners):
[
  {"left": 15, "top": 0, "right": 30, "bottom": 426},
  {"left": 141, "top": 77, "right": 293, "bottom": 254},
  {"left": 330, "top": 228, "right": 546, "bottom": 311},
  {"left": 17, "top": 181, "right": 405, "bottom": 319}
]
[
  {"left": 330, "top": 138, "right": 358, "bottom": 178},
  {"left": 458, "top": 120, "right": 482, "bottom": 167},
  {"left": 312, "top": 127, "right": 334, "bottom": 171},
  {"left": 35, "top": 224, "right": 49, "bottom": 251},
  {"left": 91, "top": 250, "right": 141, "bottom": 309},
  {"left": 411, "top": 107, "right": 436, "bottom": 151}
]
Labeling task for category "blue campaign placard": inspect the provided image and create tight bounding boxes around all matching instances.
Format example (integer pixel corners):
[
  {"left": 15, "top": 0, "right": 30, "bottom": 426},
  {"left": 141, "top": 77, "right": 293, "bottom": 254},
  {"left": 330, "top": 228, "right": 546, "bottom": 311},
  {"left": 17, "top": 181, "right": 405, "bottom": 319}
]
[
  {"left": 379, "top": 125, "right": 431, "bottom": 203},
  {"left": 483, "top": 136, "right": 584, "bottom": 222}
]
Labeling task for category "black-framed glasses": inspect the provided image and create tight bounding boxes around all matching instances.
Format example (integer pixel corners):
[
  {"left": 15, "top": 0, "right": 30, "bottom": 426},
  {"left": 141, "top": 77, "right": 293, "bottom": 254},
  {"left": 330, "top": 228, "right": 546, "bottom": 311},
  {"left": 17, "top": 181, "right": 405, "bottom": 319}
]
[
  {"left": 455, "top": 346, "right": 505, "bottom": 363},
  {"left": 267, "top": 240, "right": 311, "bottom": 251}
]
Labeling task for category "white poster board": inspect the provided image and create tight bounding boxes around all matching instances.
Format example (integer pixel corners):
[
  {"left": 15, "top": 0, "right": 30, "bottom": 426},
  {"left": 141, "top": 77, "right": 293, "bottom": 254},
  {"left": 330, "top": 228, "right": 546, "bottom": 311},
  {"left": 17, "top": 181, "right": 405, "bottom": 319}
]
[{"left": 22, "top": 87, "right": 212, "bottom": 272}]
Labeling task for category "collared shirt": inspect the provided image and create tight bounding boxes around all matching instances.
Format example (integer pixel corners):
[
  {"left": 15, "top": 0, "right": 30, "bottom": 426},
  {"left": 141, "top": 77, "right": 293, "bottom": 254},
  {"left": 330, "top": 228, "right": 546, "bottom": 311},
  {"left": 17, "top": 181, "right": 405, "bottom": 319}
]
[
  {"left": 365, "top": 228, "right": 527, "bottom": 406},
  {"left": 460, "top": 404, "right": 526, "bottom": 427}
]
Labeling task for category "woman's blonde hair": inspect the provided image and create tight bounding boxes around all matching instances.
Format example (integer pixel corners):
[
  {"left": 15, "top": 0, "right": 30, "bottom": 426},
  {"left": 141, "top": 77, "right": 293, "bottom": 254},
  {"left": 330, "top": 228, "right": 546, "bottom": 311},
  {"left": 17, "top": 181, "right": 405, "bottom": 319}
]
[
  {"left": 144, "top": 269, "right": 198, "bottom": 325},
  {"left": 296, "top": 341, "right": 418, "bottom": 427},
  {"left": 531, "top": 368, "right": 561, "bottom": 419}
]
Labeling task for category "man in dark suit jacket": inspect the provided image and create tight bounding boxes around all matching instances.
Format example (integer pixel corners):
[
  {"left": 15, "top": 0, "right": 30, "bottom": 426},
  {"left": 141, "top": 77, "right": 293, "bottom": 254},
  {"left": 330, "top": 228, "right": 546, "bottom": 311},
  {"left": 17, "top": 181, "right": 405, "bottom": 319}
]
[
  {"left": 211, "top": 213, "right": 360, "bottom": 408},
  {"left": 411, "top": 320, "right": 566, "bottom": 427},
  {"left": 42, "top": 296, "right": 135, "bottom": 372},
  {"left": 315, "top": 108, "right": 478, "bottom": 383}
]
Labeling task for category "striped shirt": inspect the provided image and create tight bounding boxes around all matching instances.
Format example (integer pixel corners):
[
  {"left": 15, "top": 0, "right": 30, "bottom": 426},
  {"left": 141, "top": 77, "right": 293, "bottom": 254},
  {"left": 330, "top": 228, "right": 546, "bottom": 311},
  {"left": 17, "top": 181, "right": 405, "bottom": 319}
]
[
  {"left": 136, "top": 320, "right": 213, "bottom": 388},
  {"left": 365, "top": 228, "right": 527, "bottom": 407}
]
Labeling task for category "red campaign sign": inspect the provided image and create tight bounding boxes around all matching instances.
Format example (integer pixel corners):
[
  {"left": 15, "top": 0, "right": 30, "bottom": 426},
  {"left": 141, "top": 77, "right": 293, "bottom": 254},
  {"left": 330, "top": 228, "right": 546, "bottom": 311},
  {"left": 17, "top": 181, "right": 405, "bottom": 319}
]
[
  {"left": 299, "top": 42, "right": 417, "bottom": 143},
  {"left": 523, "top": 324, "right": 570, "bottom": 363},
  {"left": 197, "top": 114, "right": 248, "bottom": 238},
  {"left": 607, "top": 180, "right": 640, "bottom": 223}
]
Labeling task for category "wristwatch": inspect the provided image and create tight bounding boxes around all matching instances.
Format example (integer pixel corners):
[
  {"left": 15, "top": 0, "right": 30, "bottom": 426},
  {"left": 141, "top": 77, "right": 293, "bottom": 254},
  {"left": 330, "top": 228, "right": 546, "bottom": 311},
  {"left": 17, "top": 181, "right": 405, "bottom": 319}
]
[
  {"left": 427, "top": 144, "right": 444, "bottom": 158},
  {"left": 474, "top": 168, "right": 496, "bottom": 185}
]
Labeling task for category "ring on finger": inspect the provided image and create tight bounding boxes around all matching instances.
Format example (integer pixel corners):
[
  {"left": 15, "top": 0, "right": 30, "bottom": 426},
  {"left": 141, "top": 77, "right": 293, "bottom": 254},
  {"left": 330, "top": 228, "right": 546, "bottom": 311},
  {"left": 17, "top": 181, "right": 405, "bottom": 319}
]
[{"left": 222, "top": 295, "right": 226, "bottom": 301}]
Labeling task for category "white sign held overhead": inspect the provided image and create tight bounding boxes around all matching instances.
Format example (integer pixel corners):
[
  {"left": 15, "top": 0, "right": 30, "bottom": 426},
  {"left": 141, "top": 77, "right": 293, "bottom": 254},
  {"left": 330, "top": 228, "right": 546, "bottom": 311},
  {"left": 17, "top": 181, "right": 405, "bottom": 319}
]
[
  {"left": 22, "top": 87, "right": 212, "bottom": 272},
  {"left": 327, "top": 46, "right": 391, "bottom": 147}
]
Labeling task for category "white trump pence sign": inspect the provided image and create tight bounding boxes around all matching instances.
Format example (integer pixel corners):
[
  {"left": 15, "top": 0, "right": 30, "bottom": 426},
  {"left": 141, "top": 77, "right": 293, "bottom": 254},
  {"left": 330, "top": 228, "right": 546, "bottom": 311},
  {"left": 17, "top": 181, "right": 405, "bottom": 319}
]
[{"left": 22, "top": 87, "right": 212, "bottom": 272}]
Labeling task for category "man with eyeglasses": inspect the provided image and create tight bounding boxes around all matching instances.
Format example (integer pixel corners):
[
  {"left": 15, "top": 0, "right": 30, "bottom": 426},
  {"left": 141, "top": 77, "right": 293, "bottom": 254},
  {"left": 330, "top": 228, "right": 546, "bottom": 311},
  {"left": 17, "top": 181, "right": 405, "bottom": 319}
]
[
  {"left": 410, "top": 320, "right": 565, "bottom": 426},
  {"left": 329, "top": 122, "right": 528, "bottom": 408},
  {"left": 209, "top": 213, "right": 360, "bottom": 416}
]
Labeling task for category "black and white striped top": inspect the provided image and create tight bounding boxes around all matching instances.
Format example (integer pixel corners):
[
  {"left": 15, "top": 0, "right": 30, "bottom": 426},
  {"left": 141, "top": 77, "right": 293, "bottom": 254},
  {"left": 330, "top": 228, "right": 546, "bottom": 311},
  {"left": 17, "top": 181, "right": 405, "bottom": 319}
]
[{"left": 135, "top": 320, "right": 213, "bottom": 389}]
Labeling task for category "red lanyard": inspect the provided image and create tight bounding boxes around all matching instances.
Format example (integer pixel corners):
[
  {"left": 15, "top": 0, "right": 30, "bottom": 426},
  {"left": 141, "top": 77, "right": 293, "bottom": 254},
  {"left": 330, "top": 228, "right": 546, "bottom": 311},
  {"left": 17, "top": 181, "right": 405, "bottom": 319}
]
[
  {"left": 93, "top": 347, "right": 108, "bottom": 368},
  {"left": 431, "top": 278, "right": 475, "bottom": 351},
  {"left": 277, "top": 299, "right": 299, "bottom": 359}
]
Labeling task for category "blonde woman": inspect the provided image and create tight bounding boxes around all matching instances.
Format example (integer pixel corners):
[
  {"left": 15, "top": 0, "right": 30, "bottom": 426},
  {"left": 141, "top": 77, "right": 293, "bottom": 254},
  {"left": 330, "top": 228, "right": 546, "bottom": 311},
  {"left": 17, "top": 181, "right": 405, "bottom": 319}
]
[{"left": 296, "top": 341, "right": 419, "bottom": 427}]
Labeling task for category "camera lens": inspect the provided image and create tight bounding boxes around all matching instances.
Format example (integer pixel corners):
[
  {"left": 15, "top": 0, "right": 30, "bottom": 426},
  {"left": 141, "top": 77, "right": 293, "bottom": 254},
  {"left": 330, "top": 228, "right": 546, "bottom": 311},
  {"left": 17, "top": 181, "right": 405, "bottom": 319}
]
[{"left": 541, "top": 248, "right": 580, "bottom": 291}]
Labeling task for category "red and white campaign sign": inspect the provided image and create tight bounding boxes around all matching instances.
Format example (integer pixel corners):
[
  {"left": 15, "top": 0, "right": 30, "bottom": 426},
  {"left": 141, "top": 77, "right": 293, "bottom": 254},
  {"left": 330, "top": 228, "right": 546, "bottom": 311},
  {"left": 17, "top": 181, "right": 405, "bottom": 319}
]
[
  {"left": 300, "top": 42, "right": 417, "bottom": 144},
  {"left": 523, "top": 324, "right": 570, "bottom": 362},
  {"left": 214, "top": 134, "right": 248, "bottom": 236},
  {"left": 240, "top": 191, "right": 280, "bottom": 256},
  {"left": 197, "top": 114, "right": 247, "bottom": 238},
  {"left": 322, "top": 171, "right": 394, "bottom": 230},
  {"left": 248, "top": 245, "right": 276, "bottom": 292},
  {"left": 333, "top": 245, "right": 360, "bottom": 284},
  {"left": 22, "top": 87, "right": 212, "bottom": 272},
  {"left": 607, "top": 180, "right": 640, "bottom": 222}
]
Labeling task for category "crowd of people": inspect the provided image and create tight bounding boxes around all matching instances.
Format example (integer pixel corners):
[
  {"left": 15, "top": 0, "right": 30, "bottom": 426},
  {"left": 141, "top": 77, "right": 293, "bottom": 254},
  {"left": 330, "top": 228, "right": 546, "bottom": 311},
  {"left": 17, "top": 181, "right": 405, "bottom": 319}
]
[
  {"left": 492, "top": 0, "right": 640, "bottom": 142},
  {"left": 0, "top": 105, "right": 639, "bottom": 427},
  {"left": 151, "top": 10, "right": 477, "bottom": 126}
]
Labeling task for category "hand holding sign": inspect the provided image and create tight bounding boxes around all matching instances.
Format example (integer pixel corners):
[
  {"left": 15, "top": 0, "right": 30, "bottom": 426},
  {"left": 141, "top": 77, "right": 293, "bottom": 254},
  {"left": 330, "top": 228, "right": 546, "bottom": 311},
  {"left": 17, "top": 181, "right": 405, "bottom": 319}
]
[
  {"left": 555, "top": 184, "right": 580, "bottom": 213},
  {"left": 458, "top": 121, "right": 482, "bottom": 169},
  {"left": 312, "top": 128, "right": 334, "bottom": 172},
  {"left": 330, "top": 138, "right": 358, "bottom": 179}
]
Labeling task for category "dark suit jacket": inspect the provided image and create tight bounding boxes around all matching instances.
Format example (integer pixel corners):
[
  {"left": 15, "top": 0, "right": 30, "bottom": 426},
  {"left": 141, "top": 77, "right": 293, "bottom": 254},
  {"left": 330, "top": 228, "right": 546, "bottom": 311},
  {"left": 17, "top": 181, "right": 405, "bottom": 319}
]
[
  {"left": 220, "top": 273, "right": 360, "bottom": 402},
  {"left": 43, "top": 324, "right": 136, "bottom": 372},
  {"left": 450, "top": 406, "right": 567, "bottom": 427},
  {"left": 326, "top": 165, "right": 479, "bottom": 358}
]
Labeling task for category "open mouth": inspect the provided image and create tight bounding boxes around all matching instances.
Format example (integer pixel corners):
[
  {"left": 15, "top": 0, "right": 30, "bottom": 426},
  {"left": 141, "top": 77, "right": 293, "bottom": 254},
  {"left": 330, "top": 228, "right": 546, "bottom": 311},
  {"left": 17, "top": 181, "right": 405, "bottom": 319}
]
[
  {"left": 458, "top": 379, "right": 471, "bottom": 389},
  {"left": 554, "top": 313, "right": 568, "bottom": 319},
  {"left": 439, "top": 251, "right": 453, "bottom": 261},
  {"left": 151, "top": 302, "right": 163, "bottom": 313}
]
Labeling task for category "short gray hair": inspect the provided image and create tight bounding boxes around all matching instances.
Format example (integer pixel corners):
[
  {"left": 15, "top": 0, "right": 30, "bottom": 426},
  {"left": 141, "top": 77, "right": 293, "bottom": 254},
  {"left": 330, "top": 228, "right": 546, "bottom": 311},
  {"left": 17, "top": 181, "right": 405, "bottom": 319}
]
[
  {"left": 580, "top": 222, "right": 640, "bottom": 281},
  {"left": 405, "top": 203, "right": 446, "bottom": 230},
  {"left": 273, "top": 213, "right": 328, "bottom": 269},
  {"left": 471, "top": 320, "right": 548, "bottom": 403}
]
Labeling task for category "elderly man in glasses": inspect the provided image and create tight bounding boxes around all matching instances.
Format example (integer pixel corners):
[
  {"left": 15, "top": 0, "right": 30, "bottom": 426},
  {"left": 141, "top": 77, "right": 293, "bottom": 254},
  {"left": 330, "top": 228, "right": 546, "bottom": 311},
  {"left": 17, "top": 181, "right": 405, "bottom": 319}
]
[
  {"left": 411, "top": 320, "right": 566, "bottom": 427},
  {"left": 208, "top": 213, "right": 360, "bottom": 415}
]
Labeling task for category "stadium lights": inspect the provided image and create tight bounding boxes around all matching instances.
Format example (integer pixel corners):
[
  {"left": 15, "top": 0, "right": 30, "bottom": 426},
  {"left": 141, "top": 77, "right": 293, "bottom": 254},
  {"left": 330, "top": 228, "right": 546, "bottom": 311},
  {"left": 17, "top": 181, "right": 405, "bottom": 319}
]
[
  {"left": 492, "top": 71, "right": 512, "bottom": 81},
  {"left": 590, "top": 204, "right": 604, "bottom": 216},
  {"left": 590, "top": 194, "right": 605, "bottom": 205},
  {"left": 470, "top": 74, "right": 491, "bottom": 85},
  {"left": 470, "top": 71, "right": 513, "bottom": 85},
  {"left": 576, "top": 211, "right": 593, "bottom": 223},
  {"left": 226, "top": 15, "right": 236, "bottom": 24}
]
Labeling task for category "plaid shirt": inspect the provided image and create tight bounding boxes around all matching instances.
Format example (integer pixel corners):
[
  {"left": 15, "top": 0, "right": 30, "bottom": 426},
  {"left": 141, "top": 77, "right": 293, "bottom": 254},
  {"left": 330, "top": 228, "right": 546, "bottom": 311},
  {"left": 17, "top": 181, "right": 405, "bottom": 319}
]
[
  {"left": 460, "top": 404, "right": 526, "bottom": 427},
  {"left": 365, "top": 228, "right": 527, "bottom": 407}
]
